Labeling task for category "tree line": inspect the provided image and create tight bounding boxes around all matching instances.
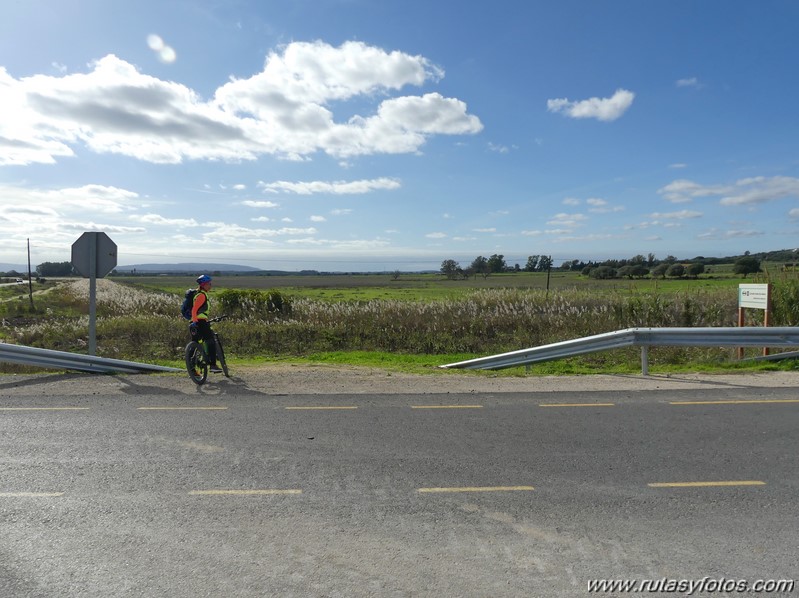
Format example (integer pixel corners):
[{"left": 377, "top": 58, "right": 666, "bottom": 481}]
[{"left": 440, "top": 254, "right": 764, "bottom": 280}]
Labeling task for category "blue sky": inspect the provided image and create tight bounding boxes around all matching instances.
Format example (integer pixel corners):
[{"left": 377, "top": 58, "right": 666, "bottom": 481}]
[{"left": 1, "top": 0, "right": 798, "bottom": 271}]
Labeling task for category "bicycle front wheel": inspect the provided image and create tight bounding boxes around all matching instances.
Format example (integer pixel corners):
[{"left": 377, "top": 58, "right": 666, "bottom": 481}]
[
  {"left": 215, "top": 335, "right": 229, "bottom": 378},
  {"left": 185, "top": 341, "right": 208, "bottom": 385}
]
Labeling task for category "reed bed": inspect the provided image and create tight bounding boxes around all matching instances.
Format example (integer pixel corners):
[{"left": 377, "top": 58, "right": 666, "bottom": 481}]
[{"left": 5, "top": 278, "right": 788, "bottom": 371}]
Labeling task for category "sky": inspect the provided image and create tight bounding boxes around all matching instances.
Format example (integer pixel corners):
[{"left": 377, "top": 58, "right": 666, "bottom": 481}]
[{"left": 1, "top": 0, "right": 798, "bottom": 272}]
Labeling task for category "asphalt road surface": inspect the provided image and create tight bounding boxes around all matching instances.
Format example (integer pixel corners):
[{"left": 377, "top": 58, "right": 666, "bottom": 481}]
[{"left": 1, "top": 373, "right": 797, "bottom": 597}]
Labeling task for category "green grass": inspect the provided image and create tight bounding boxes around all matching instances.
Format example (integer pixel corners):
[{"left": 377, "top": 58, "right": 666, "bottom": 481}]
[{"left": 3, "top": 272, "right": 799, "bottom": 376}]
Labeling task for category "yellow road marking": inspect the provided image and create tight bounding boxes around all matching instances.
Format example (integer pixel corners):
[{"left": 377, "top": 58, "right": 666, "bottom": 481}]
[
  {"left": 0, "top": 407, "right": 89, "bottom": 411},
  {"left": 648, "top": 481, "right": 766, "bottom": 488},
  {"left": 411, "top": 405, "right": 483, "bottom": 409},
  {"left": 0, "top": 492, "right": 64, "bottom": 497},
  {"left": 284, "top": 406, "right": 358, "bottom": 410},
  {"left": 189, "top": 489, "right": 302, "bottom": 496},
  {"left": 539, "top": 403, "right": 615, "bottom": 408},
  {"left": 137, "top": 407, "right": 227, "bottom": 410},
  {"left": 671, "top": 399, "right": 799, "bottom": 405},
  {"left": 417, "top": 486, "right": 534, "bottom": 493}
]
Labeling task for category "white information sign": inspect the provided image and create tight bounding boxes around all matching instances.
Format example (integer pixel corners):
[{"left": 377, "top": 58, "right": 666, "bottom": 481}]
[{"left": 738, "top": 283, "right": 770, "bottom": 310}]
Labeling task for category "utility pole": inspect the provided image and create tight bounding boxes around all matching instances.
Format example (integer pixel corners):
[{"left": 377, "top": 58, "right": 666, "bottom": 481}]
[{"left": 26, "top": 238, "right": 34, "bottom": 310}]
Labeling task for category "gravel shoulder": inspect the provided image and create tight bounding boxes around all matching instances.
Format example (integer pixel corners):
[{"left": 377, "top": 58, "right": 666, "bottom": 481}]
[{"left": 2, "top": 364, "right": 799, "bottom": 396}]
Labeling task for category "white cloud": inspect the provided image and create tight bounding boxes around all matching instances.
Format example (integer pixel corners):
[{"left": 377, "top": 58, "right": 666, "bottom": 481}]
[
  {"left": 258, "top": 177, "right": 400, "bottom": 195},
  {"left": 0, "top": 41, "right": 482, "bottom": 166},
  {"left": 310, "top": 215, "right": 326, "bottom": 222},
  {"left": 547, "top": 89, "right": 635, "bottom": 122},
  {"left": 130, "top": 213, "right": 199, "bottom": 227},
  {"left": 242, "top": 200, "right": 280, "bottom": 208},
  {"left": 697, "top": 228, "right": 764, "bottom": 240},
  {"left": 676, "top": 77, "right": 701, "bottom": 88},
  {"left": 658, "top": 176, "right": 799, "bottom": 205},
  {"left": 425, "top": 232, "right": 447, "bottom": 239},
  {"left": 547, "top": 213, "right": 588, "bottom": 228},
  {"left": 649, "top": 210, "right": 703, "bottom": 219},
  {"left": 473, "top": 228, "right": 496, "bottom": 233}
]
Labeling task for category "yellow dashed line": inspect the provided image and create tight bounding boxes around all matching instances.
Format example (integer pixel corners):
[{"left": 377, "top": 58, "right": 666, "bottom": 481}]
[
  {"left": 417, "top": 486, "right": 534, "bottom": 493},
  {"left": 189, "top": 489, "right": 302, "bottom": 496},
  {"left": 137, "top": 407, "right": 228, "bottom": 411},
  {"left": 539, "top": 403, "right": 615, "bottom": 408},
  {"left": 648, "top": 481, "right": 766, "bottom": 488},
  {"left": 411, "top": 405, "right": 483, "bottom": 409},
  {"left": 284, "top": 406, "right": 358, "bottom": 410},
  {"left": 0, "top": 407, "right": 89, "bottom": 411}
]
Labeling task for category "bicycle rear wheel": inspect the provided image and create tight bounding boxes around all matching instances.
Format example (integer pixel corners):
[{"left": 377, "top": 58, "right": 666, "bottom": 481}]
[
  {"left": 185, "top": 341, "right": 208, "bottom": 385},
  {"left": 215, "top": 335, "right": 230, "bottom": 377}
]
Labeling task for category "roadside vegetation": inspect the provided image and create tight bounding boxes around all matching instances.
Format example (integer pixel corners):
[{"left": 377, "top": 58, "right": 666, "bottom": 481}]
[{"left": 2, "top": 265, "right": 799, "bottom": 376}]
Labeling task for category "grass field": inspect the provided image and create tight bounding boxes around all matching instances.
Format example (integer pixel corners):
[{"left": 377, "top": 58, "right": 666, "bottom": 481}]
[{"left": 2, "top": 268, "right": 798, "bottom": 376}]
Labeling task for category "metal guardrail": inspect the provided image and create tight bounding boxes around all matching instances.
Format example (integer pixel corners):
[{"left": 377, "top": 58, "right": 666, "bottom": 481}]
[
  {"left": 0, "top": 342, "right": 182, "bottom": 374},
  {"left": 440, "top": 327, "right": 799, "bottom": 375}
]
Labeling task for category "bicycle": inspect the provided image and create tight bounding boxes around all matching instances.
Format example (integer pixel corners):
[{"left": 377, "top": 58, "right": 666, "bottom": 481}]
[{"left": 184, "top": 315, "right": 230, "bottom": 385}]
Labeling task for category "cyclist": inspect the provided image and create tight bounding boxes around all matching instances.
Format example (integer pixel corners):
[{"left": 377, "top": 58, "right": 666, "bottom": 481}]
[{"left": 190, "top": 274, "right": 223, "bottom": 373}]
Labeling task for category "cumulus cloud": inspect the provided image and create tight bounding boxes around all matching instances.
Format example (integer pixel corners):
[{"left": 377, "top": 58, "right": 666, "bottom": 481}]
[
  {"left": 258, "top": 177, "right": 401, "bottom": 195},
  {"left": 547, "top": 89, "right": 635, "bottom": 122},
  {"left": 547, "top": 213, "right": 588, "bottom": 228},
  {"left": 0, "top": 41, "right": 482, "bottom": 166},
  {"left": 698, "top": 228, "right": 764, "bottom": 240},
  {"left": 658, "top": 176, "right": 799, "bottom": 205},
  {"left": 649, "top": 210, "right": 703, "bottom": 219}
]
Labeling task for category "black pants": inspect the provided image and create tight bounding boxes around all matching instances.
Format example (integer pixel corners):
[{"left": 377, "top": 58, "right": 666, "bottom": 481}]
[{"left": 190, "top": 320, "right": 217, "bottom": 364}]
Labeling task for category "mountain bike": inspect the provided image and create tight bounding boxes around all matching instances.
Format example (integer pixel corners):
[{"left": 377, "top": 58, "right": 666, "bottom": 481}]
[{"left": 185, "top": 315, "right": 230, "bottom": 385}]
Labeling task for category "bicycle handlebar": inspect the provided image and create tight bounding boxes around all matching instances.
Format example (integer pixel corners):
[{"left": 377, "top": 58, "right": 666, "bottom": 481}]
[{"left": 190, "top": 315, "right": 229, "bottom": 324}]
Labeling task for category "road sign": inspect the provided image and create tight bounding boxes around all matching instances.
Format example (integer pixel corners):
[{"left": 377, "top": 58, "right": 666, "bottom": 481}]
[
  {"left": 738, "top": 283, "right": 770, "bottom": 310},
  {"left": 71, "top": 232, "right": 117, "bottom": 278}
]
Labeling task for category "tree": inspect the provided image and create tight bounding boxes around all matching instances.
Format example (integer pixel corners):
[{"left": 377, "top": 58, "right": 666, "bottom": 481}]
[
  {"left": 440, "top": 259, "right": 460, "bottom": 280},
  {"left": 687, "top": 263, "right": 705, "bottom": 278},
  {"left": 37, "top": 261, "right": 73, "bottom": 277},
  {"left": 538, "top": 255, "right": 553, "bottom": 272},
  {"left": 487, "top": 254, "right": 506, "bottom": 273},
  {"left": 589, "top": 265, "right": 616, "bottom": 279},
  {"left": 652, "top": 263, "right": 669, "bottom": 279},
  {"left": 666, "top": 263, "right": 685, "bottom": 278},
  {"left": 617, "top": 265, "right": 634, "bottom": 279},
  {"left": 471, "top": 256, "right": 489, "bottom": 279},
  {"left": 733, "top": 257, "right": 761, "bottom": 278},
  {"left": 525, "top": 255, "right": 540, "bottom": 272}
]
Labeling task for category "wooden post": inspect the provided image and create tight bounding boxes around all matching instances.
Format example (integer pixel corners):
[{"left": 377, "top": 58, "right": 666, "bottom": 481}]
[{"left": 737, "top": 306, "right": 745, "bottom": 360}]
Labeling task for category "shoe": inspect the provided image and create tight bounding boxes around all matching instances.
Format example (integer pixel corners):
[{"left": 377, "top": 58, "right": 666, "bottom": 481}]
[{"left": 210, "top": 365, "right": 223, "bottom": 373}]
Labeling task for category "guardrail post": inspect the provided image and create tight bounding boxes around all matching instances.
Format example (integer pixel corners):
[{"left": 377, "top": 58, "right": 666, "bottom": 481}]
[{"left": 641, "top": 345, "right": 649, "bottom": 376}]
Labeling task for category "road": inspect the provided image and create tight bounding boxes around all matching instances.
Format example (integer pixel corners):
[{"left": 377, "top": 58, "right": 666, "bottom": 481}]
[{"left": 1, "top": 375, "right": 797, "bottom": 597}]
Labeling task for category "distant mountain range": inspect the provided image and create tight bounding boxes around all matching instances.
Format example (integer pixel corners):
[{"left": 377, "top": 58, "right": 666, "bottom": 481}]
[{"left": 0, "top": 263, "right": 28, "bottom": 273}]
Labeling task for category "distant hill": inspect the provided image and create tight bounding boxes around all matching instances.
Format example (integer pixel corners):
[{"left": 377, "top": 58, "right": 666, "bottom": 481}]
[
  {"left": 0, "top": 263, "right": 28, "bottom": 274},
  {"left": 114, "top": 263, "right": 261, "bottom": 274}
]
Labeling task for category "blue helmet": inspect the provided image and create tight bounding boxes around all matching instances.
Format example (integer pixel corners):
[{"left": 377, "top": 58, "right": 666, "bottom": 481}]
[{"left": 196, "top": 274, "right": 212, "bottom": 285}]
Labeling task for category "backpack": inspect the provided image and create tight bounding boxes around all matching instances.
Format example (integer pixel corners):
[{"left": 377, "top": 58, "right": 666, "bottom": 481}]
[{"left": 181, "top": 288, "right": 197, "bottom": 320}]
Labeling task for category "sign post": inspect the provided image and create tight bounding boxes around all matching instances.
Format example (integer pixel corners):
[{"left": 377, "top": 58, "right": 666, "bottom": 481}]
[
  {"left": 71, "top": 232, "right": 117, "bottom": 355},
  {"left": 737, "top": 283, "right": 772, "bottom": 358}
]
